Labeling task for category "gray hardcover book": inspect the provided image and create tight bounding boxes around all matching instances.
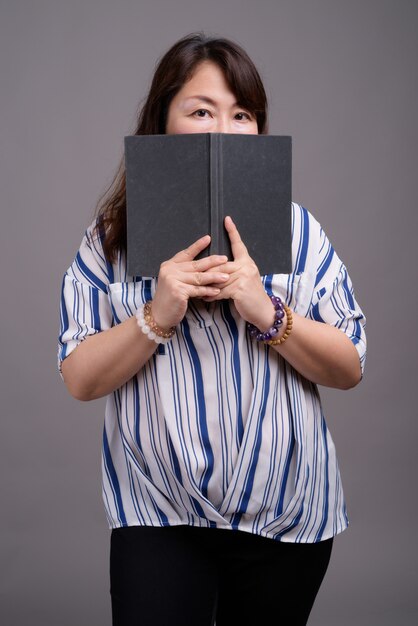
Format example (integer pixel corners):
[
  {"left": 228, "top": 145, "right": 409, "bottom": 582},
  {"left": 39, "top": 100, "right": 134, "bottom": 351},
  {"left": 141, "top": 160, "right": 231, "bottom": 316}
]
[{"left": 125, "top": 133, "right": 292, "bottom": 276}]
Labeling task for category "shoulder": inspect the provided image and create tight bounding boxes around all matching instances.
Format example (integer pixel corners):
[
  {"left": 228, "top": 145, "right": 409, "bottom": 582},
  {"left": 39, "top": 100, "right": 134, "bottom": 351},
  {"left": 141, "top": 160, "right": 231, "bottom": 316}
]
[
  {"left": 65, "top": 219, "right": 119, "bottom": 289},
  {"left": 82, "top": 218, "right": 106, "bottom": 254},
  {"left": 290, "top": 203, "right": 323, "bottom": 274},
  {"left": 291, "top": 203, "right": 322, "bottom": 239}
]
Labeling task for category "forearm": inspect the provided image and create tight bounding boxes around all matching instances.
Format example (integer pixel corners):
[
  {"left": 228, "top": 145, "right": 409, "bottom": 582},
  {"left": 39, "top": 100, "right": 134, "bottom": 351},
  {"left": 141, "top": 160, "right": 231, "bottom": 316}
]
[
  {"left": 60, "top": 238, "right": 231, "bottom": 402},
  {"left": 207, "top": 216, "right": 363, "bottom": 390},
  {"left": 61, "top": 315, "right": 157, "bottom": 401},
  {"left": 220, "top": 292, "right": 360, "bottom": 390},
  {"left": 248, "top": 295, "right": 361, "bottom": 390},
  {"left": 272, "top": 311, "right": 362, "bottom": 389}
]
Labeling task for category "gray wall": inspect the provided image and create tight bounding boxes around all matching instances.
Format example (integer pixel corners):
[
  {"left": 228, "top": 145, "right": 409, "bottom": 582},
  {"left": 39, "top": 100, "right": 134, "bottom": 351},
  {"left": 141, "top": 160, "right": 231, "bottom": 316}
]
[{"left": 1, "top": 1, "right": 417, "bottom": 624}]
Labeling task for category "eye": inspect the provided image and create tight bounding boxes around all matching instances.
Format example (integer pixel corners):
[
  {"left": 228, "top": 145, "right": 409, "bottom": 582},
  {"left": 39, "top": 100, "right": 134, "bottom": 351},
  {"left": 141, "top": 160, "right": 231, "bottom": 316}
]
[
  {"left": 192, "top": 109, "right": 211, "bottom": 118},
  {"left": 234, "top": 111, "right": 252, "bottom": 121}
]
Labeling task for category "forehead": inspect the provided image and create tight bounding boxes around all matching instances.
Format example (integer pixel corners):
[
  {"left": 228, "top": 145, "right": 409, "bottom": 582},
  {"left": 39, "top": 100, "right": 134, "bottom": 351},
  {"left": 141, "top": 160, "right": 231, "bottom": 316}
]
[{"left": 178, "top": 60, "right": 234, "bottom": 97}]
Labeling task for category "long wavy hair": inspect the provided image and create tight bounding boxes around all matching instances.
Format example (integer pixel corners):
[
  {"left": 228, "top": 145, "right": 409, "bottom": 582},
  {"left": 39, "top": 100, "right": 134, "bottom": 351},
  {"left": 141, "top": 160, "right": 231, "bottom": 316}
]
[{"left": 96, "top": 33, "right": 269, "bottom": 261}]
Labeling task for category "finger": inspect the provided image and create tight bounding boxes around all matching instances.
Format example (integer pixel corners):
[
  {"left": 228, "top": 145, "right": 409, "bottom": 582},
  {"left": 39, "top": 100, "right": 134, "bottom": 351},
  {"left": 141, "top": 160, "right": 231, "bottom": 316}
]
[
  {"left": 209, "top": 261, "right": 239, "bottom": 274},
  {"left": 171, "top": 235, "right": 211, "bottom": 263},
  {"left": 201, "top": 295, "right": 219, "bottom": 302},
  {"left": 224, "top": 216, "right": 249, "bottom": 260},
  {"left": 180, "top": 270, "right": 230, "bottom": 287},
  {"left": 205, "top": 283, "right": 235, "bottom": 300},
  {"left": 182, "top": 255, "right": 229, "bottom": 273},
  {"left": 201, "top": 291, "right": 228, "bottom": 302},
  {"left": 204, "top": 271, "right": 243, "bottom": 297},
  {"left": 188, "top": 286, "right": 221, "bottom": 298}
]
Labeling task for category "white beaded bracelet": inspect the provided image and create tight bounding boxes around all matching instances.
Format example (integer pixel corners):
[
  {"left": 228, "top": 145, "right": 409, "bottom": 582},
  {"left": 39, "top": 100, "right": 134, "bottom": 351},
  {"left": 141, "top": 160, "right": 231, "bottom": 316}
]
[{"left": 135, "top": 301, "right": 175, "bottom": 345}]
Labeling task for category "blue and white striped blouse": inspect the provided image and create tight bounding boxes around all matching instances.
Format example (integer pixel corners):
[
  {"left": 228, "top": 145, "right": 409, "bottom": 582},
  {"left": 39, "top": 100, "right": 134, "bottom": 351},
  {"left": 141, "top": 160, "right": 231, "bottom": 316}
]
[{"left": 58, "top": 203, "right": 366, "bottom": 542}]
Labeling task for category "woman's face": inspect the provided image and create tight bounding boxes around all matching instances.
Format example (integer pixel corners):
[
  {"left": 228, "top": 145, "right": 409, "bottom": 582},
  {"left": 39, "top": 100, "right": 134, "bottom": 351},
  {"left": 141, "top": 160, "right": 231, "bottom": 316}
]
[{"left": 166, "top": 61, "right": 258, "bottom": 135}]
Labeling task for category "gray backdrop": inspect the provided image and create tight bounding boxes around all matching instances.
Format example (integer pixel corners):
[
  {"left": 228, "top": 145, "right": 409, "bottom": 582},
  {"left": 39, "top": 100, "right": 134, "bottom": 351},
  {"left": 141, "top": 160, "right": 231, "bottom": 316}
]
[{"left": 1, "top": 1, "right": 417, "bottom": 624}]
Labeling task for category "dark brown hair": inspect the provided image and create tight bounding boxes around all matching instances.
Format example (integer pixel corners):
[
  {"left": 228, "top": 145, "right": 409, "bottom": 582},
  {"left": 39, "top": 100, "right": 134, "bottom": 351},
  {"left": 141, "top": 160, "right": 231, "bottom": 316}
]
[{"left": 96, "top": 33, "right": 269, "bottom": 260}]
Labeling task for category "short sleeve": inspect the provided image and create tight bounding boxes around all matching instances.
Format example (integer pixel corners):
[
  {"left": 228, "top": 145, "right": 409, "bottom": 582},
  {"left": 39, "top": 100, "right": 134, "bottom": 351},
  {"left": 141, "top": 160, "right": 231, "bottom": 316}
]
[
  {"left": 58, "top": 222, "right": 113, "bottom": 375},
  {"left": 310, "top": 226, "right": 367, "bottom": 376}
]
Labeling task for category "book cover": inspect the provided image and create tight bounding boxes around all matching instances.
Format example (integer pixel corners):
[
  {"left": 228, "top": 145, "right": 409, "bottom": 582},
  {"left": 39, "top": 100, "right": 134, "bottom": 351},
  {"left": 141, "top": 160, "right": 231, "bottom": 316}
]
[{"left": 125, "top": 133, "right": 292, "bottom": 276}]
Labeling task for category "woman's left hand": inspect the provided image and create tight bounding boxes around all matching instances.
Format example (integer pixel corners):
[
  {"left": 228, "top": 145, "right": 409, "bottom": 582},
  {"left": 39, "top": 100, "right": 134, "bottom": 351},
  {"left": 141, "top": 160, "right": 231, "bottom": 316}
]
[
  {"left": 205, "top": 216, "right": 362, "bottom": 390},
  {"left": 204, "top": 216, "right": 276, "bottom": 331}
]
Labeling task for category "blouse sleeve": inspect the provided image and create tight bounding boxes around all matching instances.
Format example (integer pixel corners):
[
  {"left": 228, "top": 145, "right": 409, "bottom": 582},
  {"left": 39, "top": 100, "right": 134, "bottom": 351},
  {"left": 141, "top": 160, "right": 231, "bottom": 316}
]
[
  {"left": 309, "top": 224, "right": 367, "bottom": 377},
  {"left": 57, "top": 222, "right": 113, "bottom": 375}
]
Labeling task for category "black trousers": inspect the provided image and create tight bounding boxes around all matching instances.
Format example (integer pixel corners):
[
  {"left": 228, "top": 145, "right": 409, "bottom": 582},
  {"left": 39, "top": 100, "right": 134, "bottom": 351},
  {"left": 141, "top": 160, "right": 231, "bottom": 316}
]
[{"left": 110, "top": 525, "right": 333, "bottom": 626}]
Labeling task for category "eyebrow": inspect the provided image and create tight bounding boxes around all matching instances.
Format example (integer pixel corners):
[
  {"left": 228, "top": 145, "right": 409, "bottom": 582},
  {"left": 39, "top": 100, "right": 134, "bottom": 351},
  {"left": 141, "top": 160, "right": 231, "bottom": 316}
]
[{"left": 182, "top": 95, "right": 239, "bottom": 107}]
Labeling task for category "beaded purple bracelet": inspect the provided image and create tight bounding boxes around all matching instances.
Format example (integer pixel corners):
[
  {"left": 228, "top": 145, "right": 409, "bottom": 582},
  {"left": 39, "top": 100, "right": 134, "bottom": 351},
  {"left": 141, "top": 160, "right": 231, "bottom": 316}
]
[{"left": 247, "top": 295, "right": 285, "bottom": 342}]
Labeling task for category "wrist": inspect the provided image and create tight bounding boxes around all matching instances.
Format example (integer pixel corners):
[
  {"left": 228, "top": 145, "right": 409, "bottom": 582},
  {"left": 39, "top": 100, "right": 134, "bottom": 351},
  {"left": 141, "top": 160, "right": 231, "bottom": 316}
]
[
  {"left": 265, "top": 305, "right": 292, "bottom": 346},
  {"left": 247, "top": 294, "right": 292, "bottom": 345},
  {"left": 152, "top": 292, "right": 187, "bottom": 330},
  {"left": 135, "top": 301, "right": 176, "bottom": 344},
  {"left": 247, "top": 293, "right": 277, "bottom": 331}
]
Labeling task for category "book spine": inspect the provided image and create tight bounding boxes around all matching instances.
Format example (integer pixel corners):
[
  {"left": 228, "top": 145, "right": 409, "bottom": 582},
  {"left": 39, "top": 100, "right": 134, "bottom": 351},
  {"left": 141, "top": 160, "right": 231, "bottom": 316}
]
[{"left": 209, "top": 134, "right": 223, "bottom": 254}]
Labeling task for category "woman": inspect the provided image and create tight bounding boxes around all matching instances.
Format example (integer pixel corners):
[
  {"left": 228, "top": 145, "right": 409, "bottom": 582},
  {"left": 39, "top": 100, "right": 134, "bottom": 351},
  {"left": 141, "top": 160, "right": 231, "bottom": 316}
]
[{"left": 58, "top": 33, "right": 366, "bottom": 626}]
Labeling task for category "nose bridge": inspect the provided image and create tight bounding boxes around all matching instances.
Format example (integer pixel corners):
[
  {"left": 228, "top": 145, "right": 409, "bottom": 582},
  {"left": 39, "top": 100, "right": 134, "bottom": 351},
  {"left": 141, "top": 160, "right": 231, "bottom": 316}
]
[{"left": 215, "top": 112, "right": 230, "bottom": 133}]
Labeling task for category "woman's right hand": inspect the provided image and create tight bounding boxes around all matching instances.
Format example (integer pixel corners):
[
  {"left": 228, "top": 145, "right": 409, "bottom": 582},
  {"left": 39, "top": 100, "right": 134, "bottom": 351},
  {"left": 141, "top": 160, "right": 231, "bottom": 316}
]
[
  {"left": 61, "top": 235, "right": 228, "bottom": 401},
  {"left": 152, "top": 235, "right": 229, "bottom": 329}
]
